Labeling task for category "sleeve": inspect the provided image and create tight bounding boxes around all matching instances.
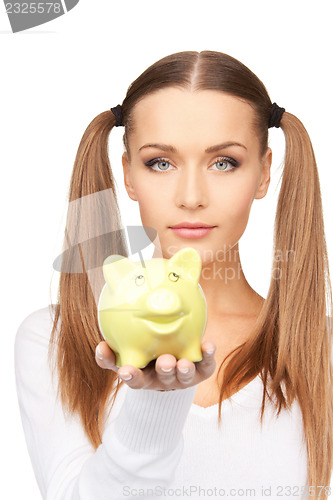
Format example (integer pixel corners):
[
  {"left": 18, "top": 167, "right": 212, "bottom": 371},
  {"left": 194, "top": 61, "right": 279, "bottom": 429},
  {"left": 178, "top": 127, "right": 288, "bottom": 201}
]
[{"left": 14, "top": 307, "right": 197, "bottom": 500}]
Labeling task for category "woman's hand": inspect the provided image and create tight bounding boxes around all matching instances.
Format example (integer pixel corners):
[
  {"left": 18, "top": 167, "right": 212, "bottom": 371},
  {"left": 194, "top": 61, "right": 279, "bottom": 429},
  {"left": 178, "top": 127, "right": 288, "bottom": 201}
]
[{"left": 95, "top": 341, "right": 216, "bottom": 391}]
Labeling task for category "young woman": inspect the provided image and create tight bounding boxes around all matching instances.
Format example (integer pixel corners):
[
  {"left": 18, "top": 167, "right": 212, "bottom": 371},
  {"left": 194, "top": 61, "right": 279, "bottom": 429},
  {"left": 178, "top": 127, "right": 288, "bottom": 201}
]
[{"left": 15, "top": 50, "right": 333, "bottom": 499}]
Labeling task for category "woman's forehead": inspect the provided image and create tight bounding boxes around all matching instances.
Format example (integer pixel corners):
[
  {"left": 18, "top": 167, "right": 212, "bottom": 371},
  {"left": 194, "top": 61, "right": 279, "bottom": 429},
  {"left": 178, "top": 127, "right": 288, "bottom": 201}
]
[
  {"left": 132, "top": 88, "right": 253, "bottom": 119},
  {"left": 129, "top": 89, "right": 255, "bottom": 153}
]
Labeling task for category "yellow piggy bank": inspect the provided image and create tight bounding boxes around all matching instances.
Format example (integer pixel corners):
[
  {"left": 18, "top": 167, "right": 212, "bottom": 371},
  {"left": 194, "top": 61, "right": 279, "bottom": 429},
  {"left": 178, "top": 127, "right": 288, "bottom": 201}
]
[{"left": 97, "top": 247, "right": 207, "bottom": 368}]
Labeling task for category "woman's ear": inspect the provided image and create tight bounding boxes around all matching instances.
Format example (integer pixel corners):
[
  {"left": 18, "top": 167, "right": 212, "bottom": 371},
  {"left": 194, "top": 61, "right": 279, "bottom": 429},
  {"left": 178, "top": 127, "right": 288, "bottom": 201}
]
[
  {"left": 254, "top": 147, "right": 272, "bottom": 200},
  {"left": 122, "top": 152, "right": 137, "bottom": 202}
]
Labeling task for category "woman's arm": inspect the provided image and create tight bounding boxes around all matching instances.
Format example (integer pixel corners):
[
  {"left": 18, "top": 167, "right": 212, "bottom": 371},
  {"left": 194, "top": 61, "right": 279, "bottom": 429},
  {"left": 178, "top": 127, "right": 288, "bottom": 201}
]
[{"left": 14, "top": 307, "right": 196, "bottom": 500}]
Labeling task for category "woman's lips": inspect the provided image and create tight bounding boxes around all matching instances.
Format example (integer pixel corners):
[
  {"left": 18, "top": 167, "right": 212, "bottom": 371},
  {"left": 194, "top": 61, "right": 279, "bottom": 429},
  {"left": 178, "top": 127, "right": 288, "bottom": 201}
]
[{"left": 170, "top": 227, "right": 215, "bottom": 239}]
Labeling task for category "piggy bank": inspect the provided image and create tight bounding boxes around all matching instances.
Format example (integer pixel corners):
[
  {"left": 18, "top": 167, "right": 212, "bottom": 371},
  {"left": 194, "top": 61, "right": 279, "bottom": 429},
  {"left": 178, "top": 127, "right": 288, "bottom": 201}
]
[{"left": 97, "top": 247, "right": 207, "bottom": 368}]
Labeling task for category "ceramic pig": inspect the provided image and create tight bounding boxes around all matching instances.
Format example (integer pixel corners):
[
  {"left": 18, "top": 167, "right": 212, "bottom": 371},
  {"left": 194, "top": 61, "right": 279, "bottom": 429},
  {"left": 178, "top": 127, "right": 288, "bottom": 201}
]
[{"left": 97, "top": 247, "right": 207, "bottom": 368}]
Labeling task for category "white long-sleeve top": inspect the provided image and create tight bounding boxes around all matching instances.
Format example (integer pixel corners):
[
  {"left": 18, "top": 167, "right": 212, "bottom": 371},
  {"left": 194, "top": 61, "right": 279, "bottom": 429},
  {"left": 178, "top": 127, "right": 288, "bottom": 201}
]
[{"left": 14, "top": 306, "right": 314, "bottom": 500}]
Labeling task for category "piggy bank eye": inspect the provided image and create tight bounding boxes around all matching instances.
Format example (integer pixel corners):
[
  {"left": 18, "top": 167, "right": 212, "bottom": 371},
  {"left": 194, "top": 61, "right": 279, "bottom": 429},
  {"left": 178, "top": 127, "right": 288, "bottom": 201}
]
[
  {"left": 135, "top": 274, "right": 145, "bottom": 286},
  {"left": 169, "top": 272, "right": 179, "bottom": 282}
]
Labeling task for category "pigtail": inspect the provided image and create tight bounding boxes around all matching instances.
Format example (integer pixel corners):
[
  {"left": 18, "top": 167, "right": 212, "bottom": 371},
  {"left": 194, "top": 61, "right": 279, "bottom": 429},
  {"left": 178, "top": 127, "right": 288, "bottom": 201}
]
[
  {"left": 275, "top": 112, "right": 333, "bottom": 489},
  {"left": 217, "top": 111, "right": 333, "bottom": 493},
  {"left": 48, "top": 110, "right": 128, "bottom": 448}
]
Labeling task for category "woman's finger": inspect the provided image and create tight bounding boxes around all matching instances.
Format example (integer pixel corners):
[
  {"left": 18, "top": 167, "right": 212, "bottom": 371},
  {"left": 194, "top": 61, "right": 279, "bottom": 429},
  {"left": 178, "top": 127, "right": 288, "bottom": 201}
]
[
  {"left": 154, "top": 354, "right": 178, "bottom": 386},
  {"left": 95, "top": 341, "right": 118, "bottom": 371},
  {"left": 175, "top": 359, "right": 196, "bottom": 384},
  {"left": 195, "top": 343, "right": 217, "bottom": 375}
]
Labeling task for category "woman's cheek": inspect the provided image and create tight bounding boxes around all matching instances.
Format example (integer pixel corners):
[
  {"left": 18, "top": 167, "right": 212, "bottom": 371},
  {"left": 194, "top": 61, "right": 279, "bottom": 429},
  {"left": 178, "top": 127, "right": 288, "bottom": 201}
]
[
  {"left": 136, "top": 192, "right": 163, "bottom": 228},
  {"left": 225, "top": 178, "right": 257, "bottom": 220}
]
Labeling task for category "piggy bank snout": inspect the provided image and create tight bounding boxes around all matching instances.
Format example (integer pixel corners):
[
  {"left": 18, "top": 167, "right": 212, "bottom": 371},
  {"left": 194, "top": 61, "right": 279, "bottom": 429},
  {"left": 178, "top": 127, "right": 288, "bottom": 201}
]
[{"left": 140, "top": 287, "right": 182, "bottom": 316}]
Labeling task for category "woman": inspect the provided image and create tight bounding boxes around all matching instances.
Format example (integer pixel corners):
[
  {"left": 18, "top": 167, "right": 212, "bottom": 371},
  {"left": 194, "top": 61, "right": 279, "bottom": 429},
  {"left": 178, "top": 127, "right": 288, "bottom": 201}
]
[{"left": 15, "top": 50, "right": 333, "bottom": 499}]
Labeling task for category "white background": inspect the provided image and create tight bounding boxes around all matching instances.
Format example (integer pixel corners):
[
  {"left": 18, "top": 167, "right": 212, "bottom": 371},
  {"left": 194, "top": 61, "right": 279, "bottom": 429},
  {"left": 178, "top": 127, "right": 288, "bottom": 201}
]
[{"left": 1, "top": 0, "right": 332, "bottom": 497}]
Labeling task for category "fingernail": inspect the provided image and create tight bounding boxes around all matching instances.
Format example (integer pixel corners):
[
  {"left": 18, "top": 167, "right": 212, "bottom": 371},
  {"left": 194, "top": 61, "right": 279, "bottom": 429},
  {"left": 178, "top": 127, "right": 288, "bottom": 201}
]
[
  {"left": 178, "top": 367, "right": 189, "bottom": 374},
  {"left": 206, "top": 347, "right": 215, "bottom": 355},
  {"left": 161, "top": 367, "right": 173, "bottom": 373},
  {"left": 96, "top": 346, "right": 103, "bottom": 360},
  {"left": 119, "top": 372, "right": 132, "bottom": 381}
]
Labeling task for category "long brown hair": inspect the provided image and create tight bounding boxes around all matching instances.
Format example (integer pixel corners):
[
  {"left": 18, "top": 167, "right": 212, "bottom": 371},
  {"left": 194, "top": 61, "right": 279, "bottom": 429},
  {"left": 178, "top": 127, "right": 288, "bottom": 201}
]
[{"left": 48, "top": 50, "right": 333, "bottom": 494}]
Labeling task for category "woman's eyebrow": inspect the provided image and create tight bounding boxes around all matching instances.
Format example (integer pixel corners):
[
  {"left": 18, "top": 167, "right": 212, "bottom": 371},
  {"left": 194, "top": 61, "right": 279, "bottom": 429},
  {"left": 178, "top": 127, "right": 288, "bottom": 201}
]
[{"left": 138, "top": 142, "right": 247, "bottom": 153}]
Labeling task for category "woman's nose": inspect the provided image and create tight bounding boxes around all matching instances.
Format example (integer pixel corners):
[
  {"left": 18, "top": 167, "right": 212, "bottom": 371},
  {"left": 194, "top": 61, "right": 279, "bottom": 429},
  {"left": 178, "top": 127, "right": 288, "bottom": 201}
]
[{"left": 175, "top": 166, "right": 208, "bottom": 209}]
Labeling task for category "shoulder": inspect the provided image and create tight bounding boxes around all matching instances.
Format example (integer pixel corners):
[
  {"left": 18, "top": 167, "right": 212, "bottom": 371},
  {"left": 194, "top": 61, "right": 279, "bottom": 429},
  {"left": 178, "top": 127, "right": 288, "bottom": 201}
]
[
  {"left": 14, "top": 304, "right": 58, "bottom": 360},
  {"left": 14, "top": 305, "right": 61, "bottom": 403}
]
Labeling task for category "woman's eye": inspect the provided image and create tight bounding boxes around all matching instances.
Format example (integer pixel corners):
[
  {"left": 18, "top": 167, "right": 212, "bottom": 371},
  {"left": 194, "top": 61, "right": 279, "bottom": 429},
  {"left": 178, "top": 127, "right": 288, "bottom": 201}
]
[
  {"left": 211, "top": 157, "right": 240, "bottom": 173},
  {"left": 144, "top": 158, "right": 175, "bottom": 173},
  {"left": 144, "top": 156, "right": 240, "bottom": 174}
]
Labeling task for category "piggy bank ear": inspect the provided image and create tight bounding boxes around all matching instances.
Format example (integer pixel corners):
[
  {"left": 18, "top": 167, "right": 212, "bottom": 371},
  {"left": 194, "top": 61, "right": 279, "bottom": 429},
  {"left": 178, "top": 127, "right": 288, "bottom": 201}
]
[
  {"left": 102, "top": 255, "right": 136, "bottom": 291},
  {"left": 169, "top": 247, "right": 202, "bottom": 284}
]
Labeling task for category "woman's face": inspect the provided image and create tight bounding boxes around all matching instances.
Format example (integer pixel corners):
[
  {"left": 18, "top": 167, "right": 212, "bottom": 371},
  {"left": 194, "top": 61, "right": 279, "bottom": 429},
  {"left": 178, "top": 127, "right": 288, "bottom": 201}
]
[{"left": 122, "top": 88, "right": 272, "bottom": 263}]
